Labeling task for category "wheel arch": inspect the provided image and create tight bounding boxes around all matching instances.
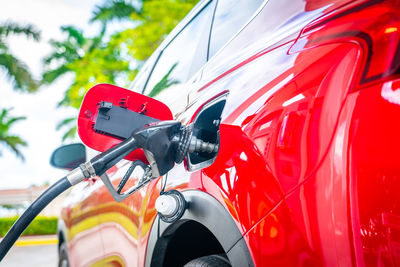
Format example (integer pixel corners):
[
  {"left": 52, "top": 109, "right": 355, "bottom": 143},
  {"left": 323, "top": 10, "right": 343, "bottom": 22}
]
[
  {"left": 57, "top": 218, "right": 68, "bottom": 249},
  {"left": 145, "top": 189, "right": 254, "bottom": 267}
]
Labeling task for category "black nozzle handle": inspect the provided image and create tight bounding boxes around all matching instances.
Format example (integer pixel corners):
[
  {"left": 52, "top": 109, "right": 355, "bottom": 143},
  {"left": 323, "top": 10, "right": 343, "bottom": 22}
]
[
  {"left": 90, "top": 135, "right": 139, "bottom": 177},
  {"left": 117, "top": 160, "right": 148, "bottom": 193},
  {"left": 0, "top": 177, "right": 72, "bottom": 261}
]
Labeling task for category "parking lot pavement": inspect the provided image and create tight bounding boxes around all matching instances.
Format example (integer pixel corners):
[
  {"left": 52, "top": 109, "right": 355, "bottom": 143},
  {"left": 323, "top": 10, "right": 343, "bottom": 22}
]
[{"left": 0, "top": 244, "right": 58, "bottom": 267}]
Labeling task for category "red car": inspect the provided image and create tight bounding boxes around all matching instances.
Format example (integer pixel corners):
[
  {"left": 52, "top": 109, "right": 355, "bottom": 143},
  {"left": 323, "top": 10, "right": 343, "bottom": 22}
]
[{"left": 52, "top": 0, "right": 400, "bottom": 266}]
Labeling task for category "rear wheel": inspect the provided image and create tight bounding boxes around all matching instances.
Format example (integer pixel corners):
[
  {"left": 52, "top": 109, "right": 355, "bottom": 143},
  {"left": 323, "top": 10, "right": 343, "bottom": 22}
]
[
  {"left": 184, "top": 254, "right": 231, "bottom": 267},
  {"left": 58, "top": 242, "right": 70, "bottom": 267}
]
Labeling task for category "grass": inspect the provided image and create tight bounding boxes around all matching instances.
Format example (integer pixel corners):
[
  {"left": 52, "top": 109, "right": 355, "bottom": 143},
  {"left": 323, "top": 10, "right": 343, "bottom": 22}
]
[{"left": 0, "top": 216, "right": 58, "bottom": 237}]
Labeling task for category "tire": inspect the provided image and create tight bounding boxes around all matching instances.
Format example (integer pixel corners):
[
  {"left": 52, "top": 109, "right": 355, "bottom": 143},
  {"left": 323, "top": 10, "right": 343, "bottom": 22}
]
[
  {"left": 184, "top": 254, "right": 231, "bottom": 267},
  {"left": 58, "top": 242, "right": 70, "bottom": 267}
]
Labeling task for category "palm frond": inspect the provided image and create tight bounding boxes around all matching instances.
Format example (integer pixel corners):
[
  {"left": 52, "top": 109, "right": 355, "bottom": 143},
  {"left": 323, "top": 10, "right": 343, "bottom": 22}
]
[
  {"left": 0, "top": 108, "right": 26, "bottom": 131},
  {"left": 55, "top": 117, "right": 76, "bottom": 131},
  {"left": 88, "top": 34, "right": 104, "bottom": 52},
  {"left": 0, "top": 108, "right": 7, "bottom": 121},
  {"left": 43, "top": 42, "right": 81, "bottom": 66},
  {"left": 60, "top": 25, "right": 85, "bottom": 46},
  {"left": 90, "top": 0, "right": 140, "bottom": 25},
  {"left": 0, "top": 52, "right": 38, "bottom": 92},
  {"left": 0, "top": 135, "right": 27, "bottom": 161},
  {"left": 0, "top": 21, "right": 40, "bottom": 41},
  {"left": 61, "top": 125, "right": 77, "bottom": 142},
  {"left": 0, "top": 41, "right": 7, "bottom": 50},
  {"left": 3, "top": 116, "right": 26, "bottom": 128},
  {"left": 0, "top": 108, "right": 27, "bottom": 161},
  {"left": 55, "top": 116, "right": 77, "bottom": 141},
  {"left": 42, "top": 65, "right": 69, "bottom": 84},
  {"left": 56, "top": 117, "right": 77, "bottom": 142},
  {"left": 43, "top": 49, "right": 68, "bottom": 65}
]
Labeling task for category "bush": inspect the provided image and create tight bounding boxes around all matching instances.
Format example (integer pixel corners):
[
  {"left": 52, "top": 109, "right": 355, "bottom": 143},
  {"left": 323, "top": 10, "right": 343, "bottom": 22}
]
[{"left": 0, "top": 216, "right": 58, "bottom": 237}]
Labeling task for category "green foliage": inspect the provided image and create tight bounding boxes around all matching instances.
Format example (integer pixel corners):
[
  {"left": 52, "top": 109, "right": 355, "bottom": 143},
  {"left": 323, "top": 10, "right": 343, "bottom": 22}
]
[
  {"left": 43, "top": 0, "right": 198, "bottom": 141},
  {"left": 0, "top": 21, "right": 40, "bottom": 41},
  {"left": 0, "top": 21, "right": 40, "bottom": 92},
  {"left": 43, "top": 25, "right": 130, "bottom": 109},
  {"left": 0, "top": 108, "right": 27, "bottom": 160},
  {"left": 1, "top": 205, "right": 15, "bottom": 210},
  {"left": 56, "top": 117, "right": 77, "bottom": 141},
  {"left": 109, "top": 0, "right": 197, "bottom": 61},
  {"left": 0, "top": 216, "right": 58, "bottom": 237},
  {"left": 0, "top": 21, "right": 40, "bottom": 160},
  {"left": 91, "top": 0, "right": 140, "bottom": 33}
]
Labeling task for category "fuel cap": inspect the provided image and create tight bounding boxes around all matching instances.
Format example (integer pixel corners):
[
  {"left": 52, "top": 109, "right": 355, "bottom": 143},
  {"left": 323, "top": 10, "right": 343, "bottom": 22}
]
[
  {"left": 156, "top": 194, "right": 178, "bottom": 216},
  {"left": 155, "top": 190, "right": 187, "bottom": 223}
]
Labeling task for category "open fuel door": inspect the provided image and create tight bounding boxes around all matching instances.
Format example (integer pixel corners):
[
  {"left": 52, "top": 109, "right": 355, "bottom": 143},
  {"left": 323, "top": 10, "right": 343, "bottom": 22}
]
[{"left": 78, "top": 83, "right": 173, "bottom": 162}]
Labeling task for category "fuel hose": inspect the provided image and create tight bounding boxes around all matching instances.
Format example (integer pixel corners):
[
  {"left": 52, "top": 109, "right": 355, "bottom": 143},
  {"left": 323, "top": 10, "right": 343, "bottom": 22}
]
[
  {"left": 0, "top": 134, "right": 139, "bottom": 261},
  {"left": 0, "top": 177, "right": 72, "bottom": 261}
]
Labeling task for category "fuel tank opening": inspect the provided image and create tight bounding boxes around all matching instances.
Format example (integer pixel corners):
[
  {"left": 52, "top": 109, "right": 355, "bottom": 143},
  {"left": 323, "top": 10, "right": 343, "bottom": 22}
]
[{"left": 187, "top": 93, "right": 228, "bottom": 171}]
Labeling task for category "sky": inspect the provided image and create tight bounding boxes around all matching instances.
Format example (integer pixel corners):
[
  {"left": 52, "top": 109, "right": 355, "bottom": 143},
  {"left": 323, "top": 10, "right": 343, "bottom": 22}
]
[{"left": 0, "top": 0, "right": 105, "bottom": 189}]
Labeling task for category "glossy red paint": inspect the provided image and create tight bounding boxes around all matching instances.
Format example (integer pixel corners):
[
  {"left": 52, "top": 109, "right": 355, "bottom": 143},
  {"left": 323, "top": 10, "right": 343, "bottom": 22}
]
[
  {"left": 61, "top": 0, "right": 400, "bottom": 266},
  {"left": 349, "top": 79, "right": 400, "bottom": 266}
]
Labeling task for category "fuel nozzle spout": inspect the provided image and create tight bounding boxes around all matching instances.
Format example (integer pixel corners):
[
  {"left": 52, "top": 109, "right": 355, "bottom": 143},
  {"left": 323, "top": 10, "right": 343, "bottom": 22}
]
[
  {"left": 188, "top": 136, "right": 219, "bottom": 154},
  {"left": 172, "top": 124, "right": 219, "bottom": 164},
  {"left": 133, "top": 121, "right": 219, "bottom": 177}
]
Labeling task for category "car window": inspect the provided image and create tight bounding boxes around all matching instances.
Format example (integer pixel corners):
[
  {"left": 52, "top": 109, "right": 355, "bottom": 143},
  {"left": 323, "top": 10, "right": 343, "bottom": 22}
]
[
  {"left": 131, "top": 51, "right": 159, "bottom": 93},
  {"left": 208, "top": 0, "right": 265, "bottom": 59},
  {"left": 144, "top": 2, "right": 214, "bottom": 97}
]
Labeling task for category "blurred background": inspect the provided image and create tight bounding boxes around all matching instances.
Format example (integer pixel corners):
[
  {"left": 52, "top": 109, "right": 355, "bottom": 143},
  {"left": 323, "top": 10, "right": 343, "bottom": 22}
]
[{"left": 0, "top": 0, "right": 196, "bottom": 265}]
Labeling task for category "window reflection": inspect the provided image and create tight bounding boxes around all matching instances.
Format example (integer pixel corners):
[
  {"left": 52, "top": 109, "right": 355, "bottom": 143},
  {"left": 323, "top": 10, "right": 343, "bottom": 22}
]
[
  {"left": 144, "top": 3, "right": 213, "bottom": 97},
  {"left": 148, "top": 63, "right": 179, "bottom": 97},
  {"left": 209, "top": 0, "right": 264, "bottom": 58}
]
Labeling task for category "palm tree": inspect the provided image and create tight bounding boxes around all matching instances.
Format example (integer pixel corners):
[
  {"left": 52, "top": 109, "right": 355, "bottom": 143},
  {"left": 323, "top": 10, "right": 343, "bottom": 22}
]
[
  {"left": 42, "top": 25, "right": 92, "bottom": 90},
  {"left": 0, "top": 21, "right": 40, "bottom": 92},
  {"left": 0, "top": 21, "right": 40, "bottom": 160},
  {"left": 42, "top": 25, "right": 130, "bottom": 140},
  {"left": 90, "top": 0, "right": 140, "bottom": 34},
  {"left": 0, "top": 108, "right": 27, "bottom": 160}
]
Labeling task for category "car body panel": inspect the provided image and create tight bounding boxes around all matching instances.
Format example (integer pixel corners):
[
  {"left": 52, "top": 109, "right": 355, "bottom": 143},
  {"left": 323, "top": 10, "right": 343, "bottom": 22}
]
[
  {"left": 61, "top": 181, "right": 105, "bottom": 266},
  {"left": 348, "top": 79, "right": 400, "bottom": 265}
]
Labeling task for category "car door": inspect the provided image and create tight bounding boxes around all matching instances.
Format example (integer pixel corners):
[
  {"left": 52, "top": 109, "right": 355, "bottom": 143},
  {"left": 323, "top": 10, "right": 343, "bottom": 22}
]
[{"left": 63, "top": 179, "right": 105, "bottom": 267}]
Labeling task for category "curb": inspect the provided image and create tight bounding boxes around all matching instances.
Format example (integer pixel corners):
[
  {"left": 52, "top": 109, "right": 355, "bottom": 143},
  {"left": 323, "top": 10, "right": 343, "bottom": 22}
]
[
  {"left": 15, "top": 237, "right": 58, "bottom": 246},
  {"left": 0, "top": 235, "right": 58, "bottom": 247}
]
